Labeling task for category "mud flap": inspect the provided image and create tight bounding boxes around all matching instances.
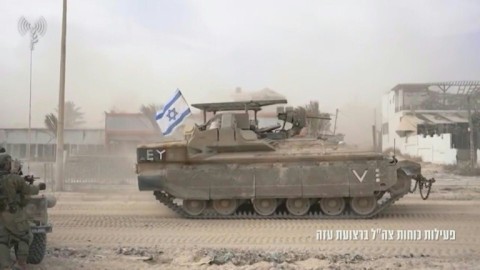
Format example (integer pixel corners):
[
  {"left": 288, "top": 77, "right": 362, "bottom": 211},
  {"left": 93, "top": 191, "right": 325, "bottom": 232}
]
[{"left": 138, "top": 174, "right": 166, "bottom": 191}]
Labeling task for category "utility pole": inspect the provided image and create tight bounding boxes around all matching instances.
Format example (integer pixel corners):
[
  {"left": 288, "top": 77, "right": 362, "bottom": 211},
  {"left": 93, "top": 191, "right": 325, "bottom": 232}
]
[
  {"left": 333, "top": 108, "right": 338, "bottom": 135},
  {"left": 374, "top": 108, "right": 377, "bottom": 151},
  {"left": 372, "top": 125, "right": 377, "bottom": 152},
  {"left": 467, "top": 96, "right": 476, "bottom": 170},
  {"left": 18, "top": 16, "right": 47, "bottom": 173},
  {"left": 55, "top": 0, "right": 67, "bottom": 191}
]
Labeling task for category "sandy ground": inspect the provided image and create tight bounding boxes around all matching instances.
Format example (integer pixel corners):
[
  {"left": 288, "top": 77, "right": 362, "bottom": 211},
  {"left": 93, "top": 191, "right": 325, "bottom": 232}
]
[{"left": 25, "top": 167, "right": 480, "bottom": 270}]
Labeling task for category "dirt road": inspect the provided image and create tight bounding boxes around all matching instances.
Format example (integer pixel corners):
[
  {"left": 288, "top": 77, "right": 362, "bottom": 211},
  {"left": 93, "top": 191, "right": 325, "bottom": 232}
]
[{"left": 29, "top": 175, "right": 480, "bottom": 270}]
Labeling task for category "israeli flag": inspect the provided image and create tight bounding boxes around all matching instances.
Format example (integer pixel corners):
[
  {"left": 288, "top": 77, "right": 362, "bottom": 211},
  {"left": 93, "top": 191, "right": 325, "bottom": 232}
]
[{"left": 155, "top": 89, "right": 192, "bottom": 136}]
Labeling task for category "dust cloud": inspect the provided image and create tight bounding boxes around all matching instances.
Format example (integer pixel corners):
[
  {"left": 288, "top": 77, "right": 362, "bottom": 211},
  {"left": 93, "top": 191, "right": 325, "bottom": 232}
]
[{"left": 1, "top": 0, "right": 480, "bottom": 144}]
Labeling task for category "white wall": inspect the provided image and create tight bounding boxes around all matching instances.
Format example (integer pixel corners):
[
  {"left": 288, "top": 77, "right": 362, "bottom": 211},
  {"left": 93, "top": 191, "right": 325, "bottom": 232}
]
[
  {"left": 382, "top": 91, "right": 401, "bottom": 151},
  {"left": 402, "top": 133, "right": 457, "bottom": 164},
  {"left": 477, "top": 150, "right": 480, "bottom": 166},
  {"left": 381, "top": 91, "right": 463, "bottom": 165}
]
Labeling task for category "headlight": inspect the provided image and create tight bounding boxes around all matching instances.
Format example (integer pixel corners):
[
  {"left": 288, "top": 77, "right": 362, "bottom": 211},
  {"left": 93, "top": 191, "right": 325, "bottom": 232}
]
[{"left": 45, "top": 195, "right": 57, "bottom": 208}]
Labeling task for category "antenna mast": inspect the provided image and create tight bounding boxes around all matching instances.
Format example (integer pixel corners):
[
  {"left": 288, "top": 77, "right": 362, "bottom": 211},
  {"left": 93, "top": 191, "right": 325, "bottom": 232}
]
[{"left": 18, "top": 16, "right": 47, "bottom": 174}]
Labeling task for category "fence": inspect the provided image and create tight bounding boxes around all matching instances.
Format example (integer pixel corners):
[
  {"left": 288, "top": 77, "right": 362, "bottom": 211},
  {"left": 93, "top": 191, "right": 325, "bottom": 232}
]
[
  {"left": 28, "top": 155, "right": 138, "bottom": 191},
  {"left": 65, "top": 155, "right": 137, "bottom": 185}
]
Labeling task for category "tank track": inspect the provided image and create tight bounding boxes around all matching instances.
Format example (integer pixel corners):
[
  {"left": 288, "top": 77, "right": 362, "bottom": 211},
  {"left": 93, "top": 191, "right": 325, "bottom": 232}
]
[{"left": 154, "top": 189, "right": 409, "bottom": 219}]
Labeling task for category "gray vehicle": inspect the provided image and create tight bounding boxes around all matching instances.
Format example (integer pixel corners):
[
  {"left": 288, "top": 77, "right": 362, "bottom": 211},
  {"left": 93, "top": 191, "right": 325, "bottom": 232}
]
[
  {"left": 24, "top": 193, "right": 56, "bottom": 264},
  {"left": 12, "top": 160, "right": 56, "bottom": 264},
  {"left": 136, "top": 99, "right": 434, "bottom": 219}
]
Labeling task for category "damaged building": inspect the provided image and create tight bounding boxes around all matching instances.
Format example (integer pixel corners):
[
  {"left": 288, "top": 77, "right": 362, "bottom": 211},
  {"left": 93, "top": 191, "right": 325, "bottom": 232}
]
[{"left": 382, "top": 81, "right": 480, "bottom": 165}]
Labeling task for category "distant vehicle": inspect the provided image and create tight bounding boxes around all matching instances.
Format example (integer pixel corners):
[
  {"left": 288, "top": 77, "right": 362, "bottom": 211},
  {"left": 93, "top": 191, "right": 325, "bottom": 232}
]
[{"left": 136, "top": 99, "right": 434, "bottom": 219}]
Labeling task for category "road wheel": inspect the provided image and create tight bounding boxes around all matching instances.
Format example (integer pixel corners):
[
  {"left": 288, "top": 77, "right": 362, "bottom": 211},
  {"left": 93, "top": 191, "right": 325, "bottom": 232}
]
[
  {"left": 252, "top": 199, "right": 277, "bottom": 216},
  {"left": 286, "top": 198, "right": 311, "bottom": 216},
  {"left": 212, "top": 199, "right": 238, "bottom": 216},
  {"left": 350, "top": 196, "right": 377, "bottom": 216},
  {"left": 183, "top": 200, "right": 206, "bottom": 216},
  {"left": 320, "top": 197, "right": 346, "bottom": 216}
]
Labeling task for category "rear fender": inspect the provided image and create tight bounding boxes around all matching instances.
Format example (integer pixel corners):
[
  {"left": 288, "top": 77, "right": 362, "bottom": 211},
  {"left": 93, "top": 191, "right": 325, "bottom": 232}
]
[{"left": 396, "top": 160, "right": 421, "bottom": 177}]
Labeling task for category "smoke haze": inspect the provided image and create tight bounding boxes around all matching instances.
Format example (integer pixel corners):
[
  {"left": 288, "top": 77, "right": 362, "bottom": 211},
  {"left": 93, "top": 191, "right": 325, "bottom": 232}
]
[{"left": 1, "top": 0, "right": 480, "bottom": 145}]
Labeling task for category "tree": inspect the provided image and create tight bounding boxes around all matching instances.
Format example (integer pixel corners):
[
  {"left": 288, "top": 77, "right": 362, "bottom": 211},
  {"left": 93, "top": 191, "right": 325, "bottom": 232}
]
[
  {"left": 62, "top": 101, "right": 85, "bottom": 128},
  {"left": 140, "top": 103, "right": 163, "bottom": 130},
  {"left": 44, "top": 101, "right": 85, "bottom": 135},
  {"left": 44, "top": 113, "right": 57, "bottom": 135}
]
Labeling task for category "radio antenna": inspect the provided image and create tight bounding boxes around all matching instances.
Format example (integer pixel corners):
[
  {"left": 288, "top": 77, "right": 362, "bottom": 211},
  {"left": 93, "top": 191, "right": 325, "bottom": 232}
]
[
  {"left": 390, "top": 138, "right": 398, "bottom": 164},
  {"left": 393, "top": 138, "right": 396, "bottom": 157}
]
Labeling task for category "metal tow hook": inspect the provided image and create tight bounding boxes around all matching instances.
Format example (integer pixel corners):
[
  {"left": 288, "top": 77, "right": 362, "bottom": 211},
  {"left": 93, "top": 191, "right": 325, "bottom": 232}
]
[{"left": 411, "top": 175, "right": 436, "bottom": 200}]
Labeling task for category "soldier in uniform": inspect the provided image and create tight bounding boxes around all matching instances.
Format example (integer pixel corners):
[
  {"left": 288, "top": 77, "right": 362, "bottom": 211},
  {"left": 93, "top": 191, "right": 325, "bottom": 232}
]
[
  {"left": 0, "top": 148, "right": 6, "bottom": 163},
  {"left": 0, "top": 154, "right": 45, "bottom": 270}
]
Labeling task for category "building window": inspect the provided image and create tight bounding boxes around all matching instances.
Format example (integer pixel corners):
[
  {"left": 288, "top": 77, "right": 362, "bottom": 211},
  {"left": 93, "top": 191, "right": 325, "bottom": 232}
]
[
  {"left": 44, "top": 144, "right": 54, "bottom": 159},
  {"left": 97, "top": 145, "right": 105, "bottom": 154},
  {"left": 70, "top": 144, "right": 78, "bottom": 155},
  {"left": 88, "top": 144, "right": 95, "bottom": 153},
  {"left": 37, "top": 144, "right": 44, "bottom": 158},
  {"left": 78, "top": 145, "right": 87, "bottom": 154},
  {"left": 19, "top": 144, "right": 26, "bottom": 158},
  {"left": 30, "top": 145, "right": 36, "bottom": 158},
  {"left": 65, "top": 144, "right": 70, "bottom": 156},
  {"left": 382, "top": 123, "right": 389, "bottom": 135}
]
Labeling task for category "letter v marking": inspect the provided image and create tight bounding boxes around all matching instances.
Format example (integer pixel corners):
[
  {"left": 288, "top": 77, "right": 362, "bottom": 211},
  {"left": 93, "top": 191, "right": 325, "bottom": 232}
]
[{"left": 352, "top": 169, "right": 368, "bottom": 183}]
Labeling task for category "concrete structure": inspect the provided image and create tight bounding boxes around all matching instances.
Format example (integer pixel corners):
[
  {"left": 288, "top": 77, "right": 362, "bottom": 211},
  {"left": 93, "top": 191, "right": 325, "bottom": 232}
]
[
  {"left": 0, "top": 114, "right": 167, "bottom": 161},
  {"left": 0, "top": 128, "right": 104, "bottom": 161},
  {"left": 382, "top": 81, "right": 480, "bottom": 165},
  {"left": 0, "top": 88, "right": 295, "bottom": 161},
  {"left": 105, "top": 113, "right": 161, "bottom": 154}
]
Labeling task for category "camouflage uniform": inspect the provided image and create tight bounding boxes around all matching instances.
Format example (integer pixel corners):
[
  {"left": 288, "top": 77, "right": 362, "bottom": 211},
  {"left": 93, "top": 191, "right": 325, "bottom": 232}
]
[{"left": 0, "top": 154, "right": 40, "bottom": 270}]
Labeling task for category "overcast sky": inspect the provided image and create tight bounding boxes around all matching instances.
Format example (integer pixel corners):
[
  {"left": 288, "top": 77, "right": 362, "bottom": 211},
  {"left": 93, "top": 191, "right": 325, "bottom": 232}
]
[{"left": 1, "top": 0, "right": 479, "bottom": 144}]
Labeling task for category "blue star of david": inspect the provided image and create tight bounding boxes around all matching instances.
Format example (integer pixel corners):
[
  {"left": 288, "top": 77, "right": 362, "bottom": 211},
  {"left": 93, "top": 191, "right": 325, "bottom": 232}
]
[{"left": 166, "top": 108, "right": 178, "bottom": 122}]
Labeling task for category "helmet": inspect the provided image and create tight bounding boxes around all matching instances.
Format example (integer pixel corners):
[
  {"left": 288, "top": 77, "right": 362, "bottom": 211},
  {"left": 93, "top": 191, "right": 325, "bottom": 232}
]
[
  {"left": 0, "top": 153, "right": 12, "bottom": 171},
  {"left": 11, "top": 159, "right": 23, "bottom": 175}
]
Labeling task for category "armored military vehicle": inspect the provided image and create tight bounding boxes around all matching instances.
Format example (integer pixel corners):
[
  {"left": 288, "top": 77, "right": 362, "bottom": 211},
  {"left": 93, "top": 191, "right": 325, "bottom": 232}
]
[
  {"left": 12, "top": 160, "right": 56, "bottom": 264},
  {"left": 136, "top": 99, "right": 434, "bottom": 219}
]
